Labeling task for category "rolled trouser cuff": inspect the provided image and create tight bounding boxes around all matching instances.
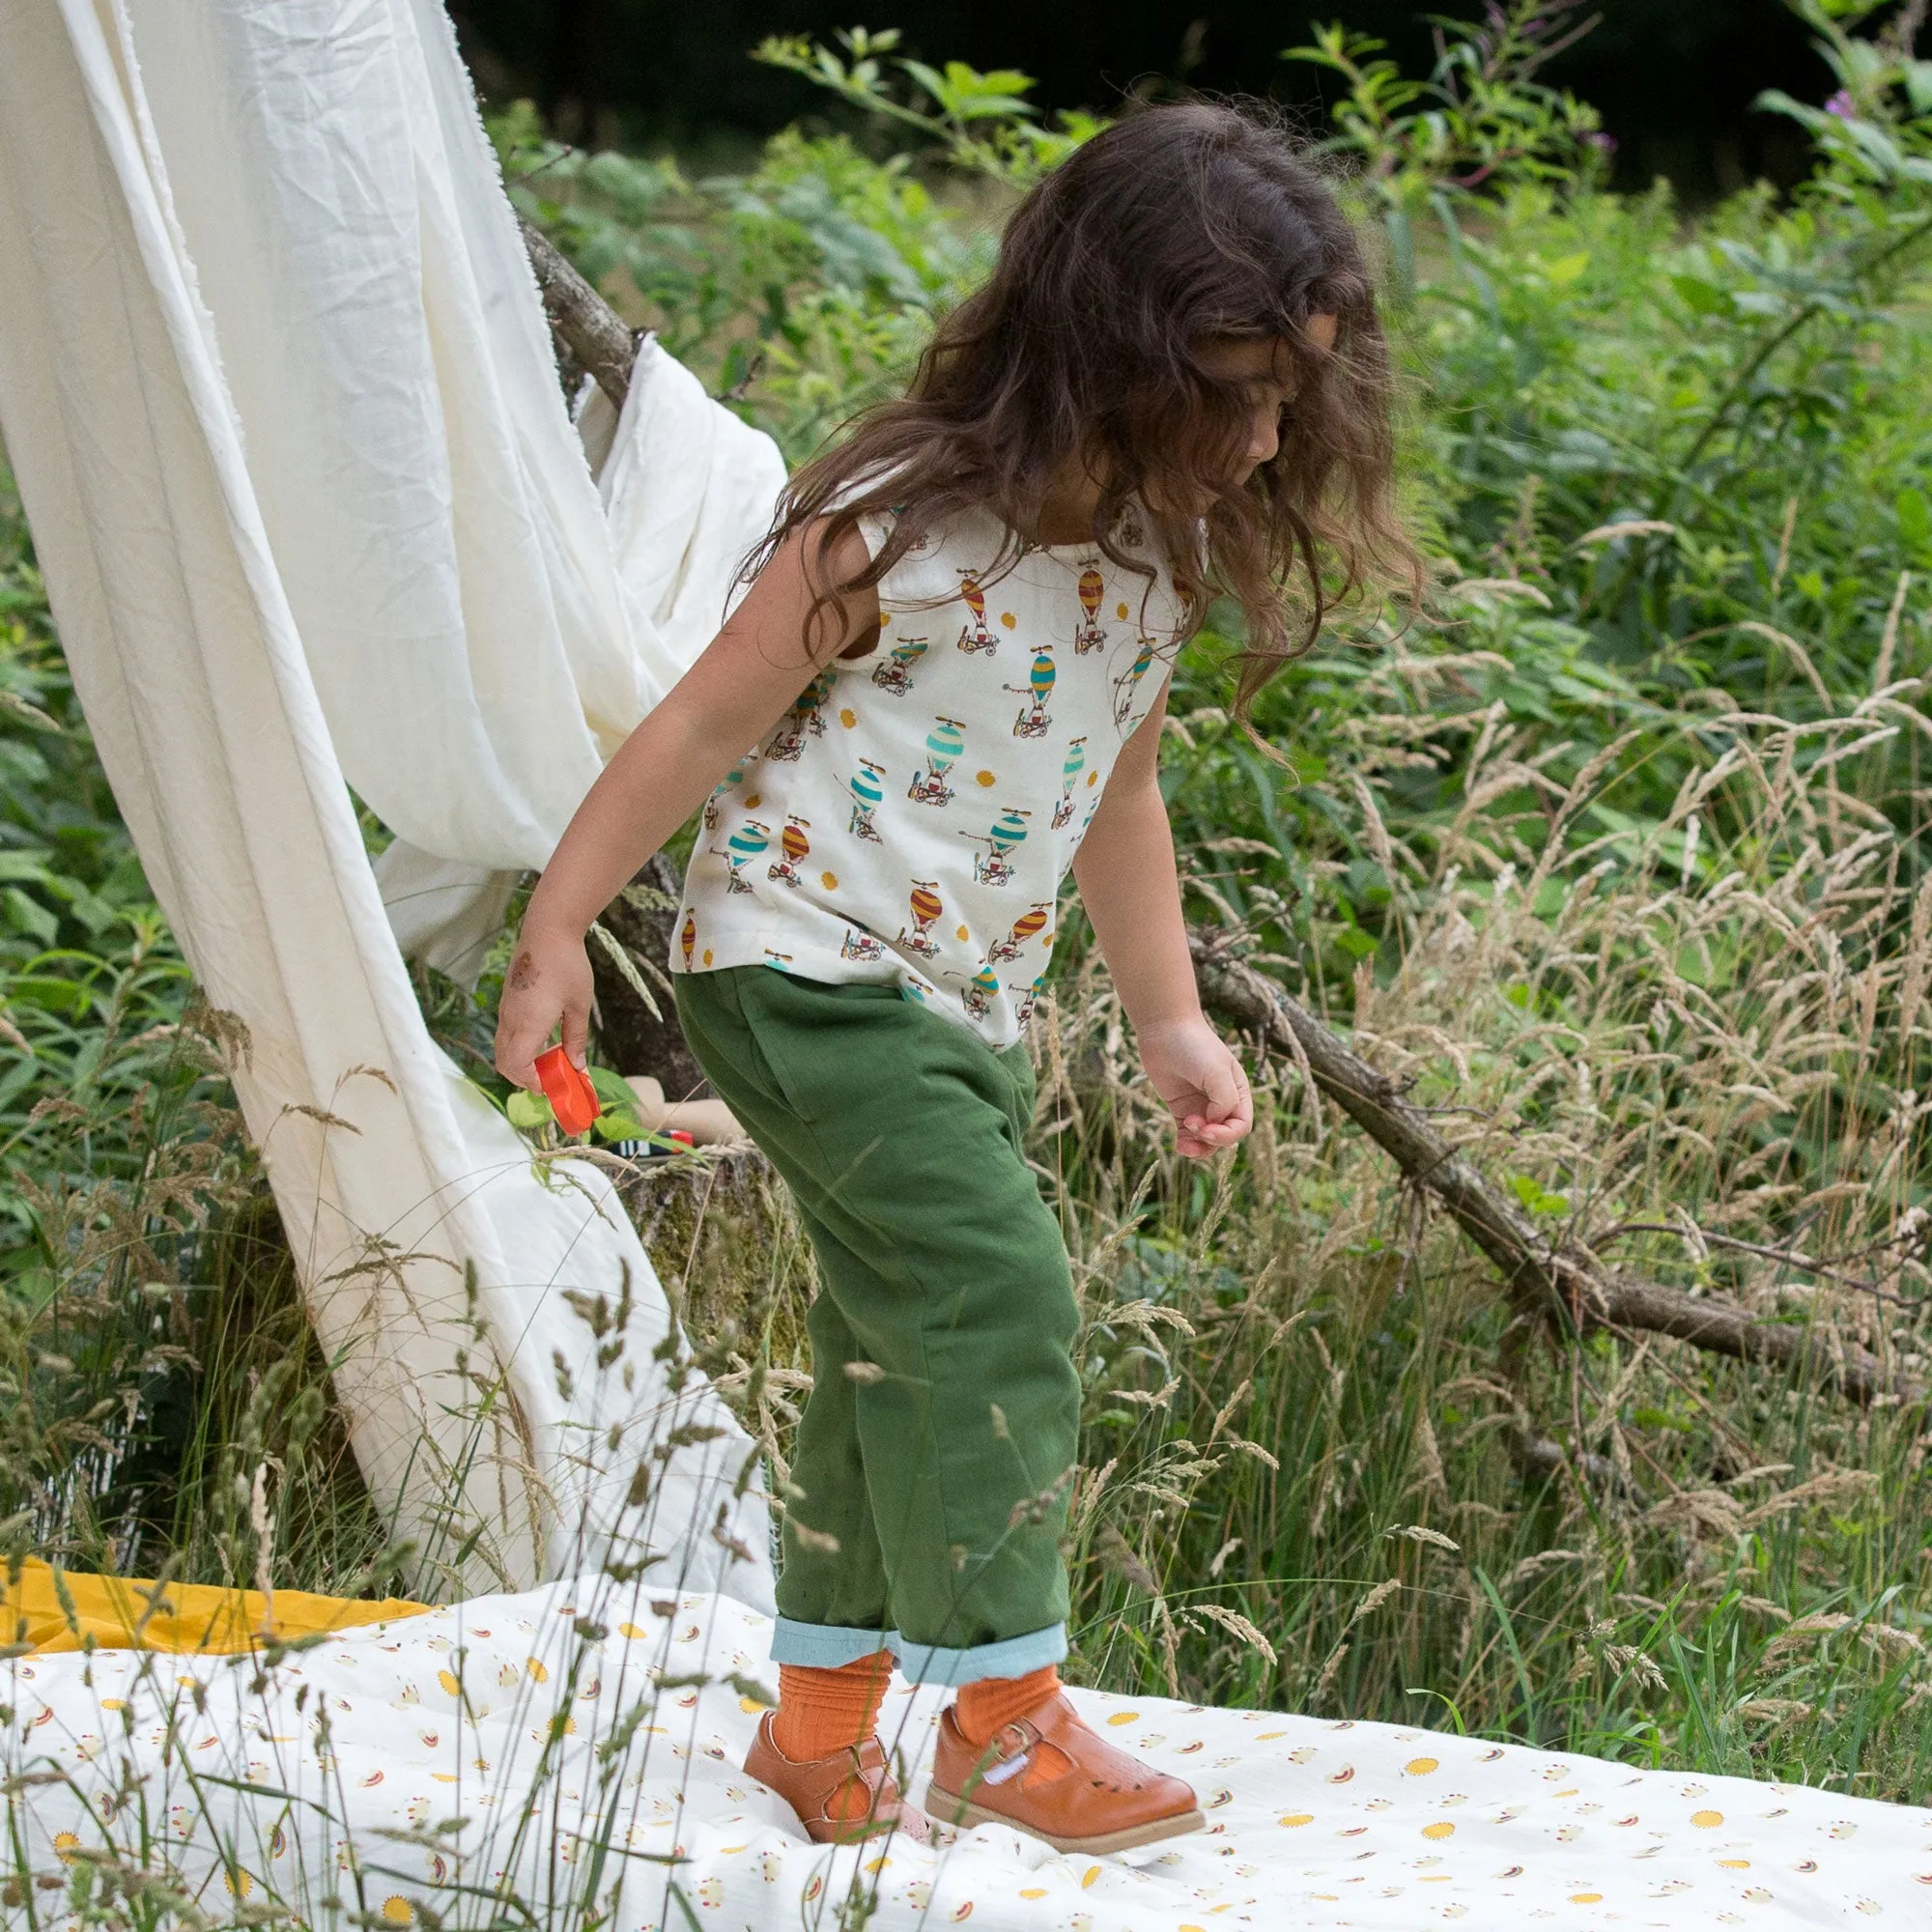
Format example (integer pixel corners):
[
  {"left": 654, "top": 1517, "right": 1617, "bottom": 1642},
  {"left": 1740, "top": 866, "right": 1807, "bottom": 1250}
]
[
  {"left": 768, "top": 1617, "right": 1069, "bottom": 1684},
  {"left": 768, "top": 1616, "right": 897, "bottom": 1668},
  {"left": 890, "top": 1620, "right": 1068, "bottom": 1688}
]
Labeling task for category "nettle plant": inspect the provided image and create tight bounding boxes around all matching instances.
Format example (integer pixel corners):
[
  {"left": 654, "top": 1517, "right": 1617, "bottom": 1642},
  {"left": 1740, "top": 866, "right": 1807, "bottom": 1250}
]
[
  {"left": 751, "top": 25, "right": 1103, "bottom": 190},
  {"left": 1288, "top": 2, "right": 1612, "bottom": 197}
]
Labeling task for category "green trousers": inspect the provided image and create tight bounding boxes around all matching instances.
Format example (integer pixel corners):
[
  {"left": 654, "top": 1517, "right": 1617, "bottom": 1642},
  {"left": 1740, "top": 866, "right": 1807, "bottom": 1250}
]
[{"left": 674, "top": 966, "right": 1079, "bottom": 1685}]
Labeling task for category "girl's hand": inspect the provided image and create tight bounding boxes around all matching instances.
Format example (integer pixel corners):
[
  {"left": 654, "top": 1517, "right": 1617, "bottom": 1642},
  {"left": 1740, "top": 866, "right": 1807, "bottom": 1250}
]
[
  {"left": 494, "top": 924, "right": 595, "bottom": 1091},
  {"left": 1139, "top": 1015, "right": 1253, "bottom": 1159}
]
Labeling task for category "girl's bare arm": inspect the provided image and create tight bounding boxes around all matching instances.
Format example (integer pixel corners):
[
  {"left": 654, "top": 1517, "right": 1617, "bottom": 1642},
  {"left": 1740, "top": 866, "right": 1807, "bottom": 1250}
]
[
  {"left": 1072, "top": 685, "right": 1252, "bottom": 1158},
  {"left": 494, "top": 525, "right": 874, "bottom": 1089}
]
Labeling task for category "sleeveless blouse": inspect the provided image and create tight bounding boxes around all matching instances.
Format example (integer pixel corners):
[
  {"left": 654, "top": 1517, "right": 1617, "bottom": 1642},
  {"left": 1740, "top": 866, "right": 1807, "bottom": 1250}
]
[{"left": 671, "top": 502, "right": 1183, "bottom": 1046}]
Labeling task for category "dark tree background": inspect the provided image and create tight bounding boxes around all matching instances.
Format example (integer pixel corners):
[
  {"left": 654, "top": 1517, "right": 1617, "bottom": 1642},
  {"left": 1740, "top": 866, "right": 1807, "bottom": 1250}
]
[{"left": 449, "top": 1, "right": 1829, "bottom": 197}]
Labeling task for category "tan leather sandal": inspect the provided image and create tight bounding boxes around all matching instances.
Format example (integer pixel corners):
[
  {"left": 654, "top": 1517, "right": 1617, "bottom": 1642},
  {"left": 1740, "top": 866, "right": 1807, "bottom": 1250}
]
[
  {"left": 744, "top": 1712, "right": 931, "bottom": 1846},
  {"left": 923, "top": 1690, "right": 1205, "bottom": 1855}
]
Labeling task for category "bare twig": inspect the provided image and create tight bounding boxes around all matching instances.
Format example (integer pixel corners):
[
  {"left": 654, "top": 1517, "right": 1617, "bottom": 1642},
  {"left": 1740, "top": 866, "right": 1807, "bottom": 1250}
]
[
  {"left": 1590, "top": 1221, "right": 1923, "bottom": 1307},
  {"left": 519, "top": 214, "right": 639, "bottom": 407}
]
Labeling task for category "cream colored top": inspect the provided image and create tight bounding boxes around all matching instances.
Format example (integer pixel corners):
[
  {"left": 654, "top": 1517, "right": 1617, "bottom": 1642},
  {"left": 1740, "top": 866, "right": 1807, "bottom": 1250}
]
[{"left": 672, "top": 502, "right": 1182, "bottom": 1045}]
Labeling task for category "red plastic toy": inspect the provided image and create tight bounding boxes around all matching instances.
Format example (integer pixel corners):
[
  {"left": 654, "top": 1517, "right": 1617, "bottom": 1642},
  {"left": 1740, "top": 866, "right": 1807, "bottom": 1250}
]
[{"left": 534, "top": 1044, "right": 600, "bottom": 1137}]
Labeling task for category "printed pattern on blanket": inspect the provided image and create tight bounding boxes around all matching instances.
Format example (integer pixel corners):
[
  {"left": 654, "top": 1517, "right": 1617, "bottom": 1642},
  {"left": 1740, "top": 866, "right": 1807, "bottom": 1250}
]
[{"left": 7, "top": 1579, "right": 1928, "bottom": 1928}]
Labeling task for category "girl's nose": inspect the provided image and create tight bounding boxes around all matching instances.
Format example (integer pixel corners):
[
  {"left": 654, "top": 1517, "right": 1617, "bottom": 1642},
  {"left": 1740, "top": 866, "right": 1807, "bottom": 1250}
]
[{"left": 1248, "top": 406, "right": 1282, "bottom": 469}]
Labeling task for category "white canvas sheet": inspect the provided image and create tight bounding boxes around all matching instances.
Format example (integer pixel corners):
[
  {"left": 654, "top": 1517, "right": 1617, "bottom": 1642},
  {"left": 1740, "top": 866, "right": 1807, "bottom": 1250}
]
[{"left": 7, "top": 1581, "right": 1929, "bottom": 1928}]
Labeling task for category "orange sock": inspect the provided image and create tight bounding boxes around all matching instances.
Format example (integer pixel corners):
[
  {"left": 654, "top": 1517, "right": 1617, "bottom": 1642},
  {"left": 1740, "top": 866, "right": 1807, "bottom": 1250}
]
[
  {"left": 771, "top": 1653, "right": 893, "bottom": 1762},
  {"left": 953, "top": 1663, "right": 1061, "bottom": 1743},
  {"left": 952, "top": 1664, "right": 1069, "bottom": 1784}
]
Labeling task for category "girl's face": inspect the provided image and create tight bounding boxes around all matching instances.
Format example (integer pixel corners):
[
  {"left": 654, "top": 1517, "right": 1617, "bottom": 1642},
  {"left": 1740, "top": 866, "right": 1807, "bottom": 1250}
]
[{"left": 1196, "top": 318, "right": 1338, "bottom": 487}]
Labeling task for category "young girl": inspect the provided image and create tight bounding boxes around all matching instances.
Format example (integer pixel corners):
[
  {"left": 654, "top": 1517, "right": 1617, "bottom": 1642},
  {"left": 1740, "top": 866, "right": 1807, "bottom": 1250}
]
[{"left": 497, "top": 101, "right": 1408, "bottom": 1854}]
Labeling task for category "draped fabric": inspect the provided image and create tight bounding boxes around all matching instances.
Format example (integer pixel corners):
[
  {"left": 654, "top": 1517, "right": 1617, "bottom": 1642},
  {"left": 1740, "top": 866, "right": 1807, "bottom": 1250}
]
[{"left": 0, "top": 0, "right": 781, "bottom": 1606}]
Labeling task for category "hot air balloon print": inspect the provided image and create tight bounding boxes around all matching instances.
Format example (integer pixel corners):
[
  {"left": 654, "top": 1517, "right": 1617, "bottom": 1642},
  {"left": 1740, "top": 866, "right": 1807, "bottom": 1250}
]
[
  {"left": 988, "top": 901, "right": 1051, "bottom": 964},
  {"left": 839, "top": 926, "right": 886, "bottom": 963},
  {"left": 703, "top": 757, "right": 748, "bottom": 832},
  {"left": 899, "top": 880, "right": 944, "bottom": 958},
  {"left": 848, "top": 759, "right": 887, "bottom": 840},
  {"left": 1005, "top": 646, "right": 1056, "bottom": 739},
  {"left": 908, "top": 716, "right": 966, "bottom": 806},
  {"left": 680, "top": 910, "right": 696, "bottom": 969},
  {"left": 871, "top": 634, "right": 929, "bottom": 696},
  {"left": 1011, "top": 970, "right": 1048, "bottom": 1030},
  {"left": 955, "top": 573, "right": 997, "bottom": 654},
  {"left": 960, "top": 962, "right": 1002, "bottom": 1021},
  {"left": 768, "top": 668, "right": 837, "bottom": 761},
  {"left": 723, "top": 819, "right": 771, "bottom": 894},
  {"left": 963, "top": 806, "right": 1032, "bottom": 887},
  {"left": 1114, "top": 635, "right": 1158, "bottom": 726},
  {"left": 768, "top": 814, "right": 810, "bottom": 889},
  {"left": 1074, "top": 560, "right": 1108, "bottom": 653},
  {"left": 1052, "top": 736, "right": 1087, "bottom": 828}
]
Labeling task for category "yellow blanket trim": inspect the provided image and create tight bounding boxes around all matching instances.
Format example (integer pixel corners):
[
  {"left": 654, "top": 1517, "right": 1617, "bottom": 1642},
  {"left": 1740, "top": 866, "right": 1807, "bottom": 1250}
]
[{"left": 4, "top": 1558, "right": 431, "bottom": 1655}]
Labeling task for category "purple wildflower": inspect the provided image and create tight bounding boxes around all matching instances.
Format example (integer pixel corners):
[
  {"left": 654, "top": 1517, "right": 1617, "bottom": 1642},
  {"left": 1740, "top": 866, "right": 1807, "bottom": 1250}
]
[{"left": 1825, "top": 89, "right": 1855, "bottom": 119}]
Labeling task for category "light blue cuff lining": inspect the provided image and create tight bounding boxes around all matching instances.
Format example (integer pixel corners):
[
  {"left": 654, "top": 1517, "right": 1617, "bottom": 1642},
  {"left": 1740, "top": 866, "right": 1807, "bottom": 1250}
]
[
  {"left": 769, "top": 1617, "right": 1068, "bottom": 1686},
  {"left": 768, "top": 1617, "right": 896, "bottom": 1669},
  {"left": 890, "top": 1620, "right": 1068, "bottom": 1687}
]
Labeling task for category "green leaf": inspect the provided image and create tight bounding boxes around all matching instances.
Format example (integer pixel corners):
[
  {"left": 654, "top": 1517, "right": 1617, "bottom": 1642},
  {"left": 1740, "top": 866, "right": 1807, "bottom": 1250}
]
[
  {"left": 0, "top": 850, "right": 55, "bottom": 885},
  {"left": 1896, "top": 486, "right": 1930, "bottom": 553},
  {"left": 64, "top": 890, "right": 122, "bottom": 938},
  {"left": 1508, "top": 1173, "right": 1572, "bottom": 1218},
  {"left": 1545, "top": 251, "right": 1589, "bottom": 287},
  {"left": 506, "top": 1090, "right": 554, "bottom": 1131},
  {"left": 3, "top": 887, "right": 58, "bottom": 947},
  {"left": 900, "top": 58, "right": 1038, "bottom": 123},
  {"left": 586, "top": 1065, "right": 639, "bottom": 1108},
  {"left": 0, "top": 690, "right": 61, "bottom": 733},
  {"left": 1670, "top": 274, "right": 1728, "bottom": 317},
  {"left": 1631, "top": 1406, "right": 1692, "bottom": 1434},
  {"left": 4, "top": 974, "right": 90, "bottom": 1017}
]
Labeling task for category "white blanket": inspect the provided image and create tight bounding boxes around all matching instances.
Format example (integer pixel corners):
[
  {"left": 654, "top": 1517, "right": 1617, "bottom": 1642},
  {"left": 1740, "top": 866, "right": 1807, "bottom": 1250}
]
[{"left": 8, "top": 1581, "right": 1928, "bottom": 1927}]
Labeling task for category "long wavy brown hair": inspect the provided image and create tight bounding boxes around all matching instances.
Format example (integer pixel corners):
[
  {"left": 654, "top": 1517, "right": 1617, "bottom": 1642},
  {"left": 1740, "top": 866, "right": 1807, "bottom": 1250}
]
[{"left": 752, "top": 99, "right": 1418, "bottom": 729}]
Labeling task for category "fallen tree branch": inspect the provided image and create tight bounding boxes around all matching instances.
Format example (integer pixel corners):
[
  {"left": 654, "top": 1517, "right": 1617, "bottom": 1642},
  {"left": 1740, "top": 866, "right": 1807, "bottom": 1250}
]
[
  {"left": 1187, "top": 927, "right": 1921, "bottom": 1411},
  {"left": 519, "top": 215, "right": 639, "bottom": 407}
]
